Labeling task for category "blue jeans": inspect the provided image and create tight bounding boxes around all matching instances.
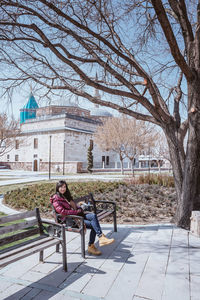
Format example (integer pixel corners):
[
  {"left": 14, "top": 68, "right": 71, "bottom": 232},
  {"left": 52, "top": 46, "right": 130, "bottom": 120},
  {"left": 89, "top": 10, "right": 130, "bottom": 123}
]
[{"left": 84, "top": 213, "right": 102, "bottom": 245}]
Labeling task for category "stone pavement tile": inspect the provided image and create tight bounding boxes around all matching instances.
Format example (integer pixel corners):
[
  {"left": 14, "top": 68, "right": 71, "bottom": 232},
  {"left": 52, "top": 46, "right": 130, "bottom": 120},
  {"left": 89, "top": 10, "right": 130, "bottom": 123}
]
[
  {"left": 0, "top": 257, "right": 37, "bottom": 278},
  {"left": 189, "top": 232, "right": 200, "bottom": 247},
  {"left": 81, "top": 268, "right": 118, "bottom": 298},
  {"left": 133, "top": 228, "right": 160, "bottom": 253},
  {"left": 75, "top": 257, "right": 105, "bottom": 274},
  {"left": 49, "top": 291, "right": 80, "bottom": 300},
  {"left": 114, "top": 240, "right": 134, "bottom": 253},
  {"left": 188, "top": 248, "right": 200, "bottom": 276},
  {"left": 76, "top": 228, "right": 133, "bottom": 274},
  {"left": 38, "top": 268, "right": 73, "bottom": 288},
  {"left": 20, "top": 270, "right": 48, "bottom": 282},
  {"left": 0, "top": 279, "right": 13, "bottom": 292},
  {"left": 0, "top": 284, "right": 32, "bottom": 300},
  {"left": 59, "top": 272, "right": 93, "bottom": 293},
  {"left": 190, "top": 275, "right": 200, "bottom": 300},
  {"left": 189, "top": 234, "right": 200, "bottom": 277},
  {"left": 0, "top": 246, "right": 57, "bottom": 279},
  {"left": 161, "top": 275, "right": 190, "bottom": 300},
  {"left": 20, "top": 287, "right": 42, "bottom": 300},
  {"left": 134, "top": 227, "right": 173, "bottom": 300},
  {"left": 114, "top": 229, "right": 142, "bottom": 253},
  {"left": 100, "top": 250, "right": 131, "bottom": 271},
  {"left": 121, "top": 229, "right": 142, "bottom": 244},
  {"left": 28, "top": 290, "right": 56, "bottom": 300},
  {"left": 31, "top": 252, "right": 63, "bottom": 274},
  {"left": 51, "top": 252, "right": 84, "bottom": 274},
  {"left": 105, "top": 252, "right": 149, "bottom": 300},
  {"left": 161, "top": 228, "right": 190, "bottom": 300}
]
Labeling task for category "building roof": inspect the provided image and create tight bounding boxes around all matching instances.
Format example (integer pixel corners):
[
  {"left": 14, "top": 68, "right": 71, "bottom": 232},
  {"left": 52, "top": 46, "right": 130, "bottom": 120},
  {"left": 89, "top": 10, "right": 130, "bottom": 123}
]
[
  {"left": 20, "top": 93, "right": 39, "bottom": 124},
  {"left": 23, "top": 93, "right": 39, "bottom": 109}
]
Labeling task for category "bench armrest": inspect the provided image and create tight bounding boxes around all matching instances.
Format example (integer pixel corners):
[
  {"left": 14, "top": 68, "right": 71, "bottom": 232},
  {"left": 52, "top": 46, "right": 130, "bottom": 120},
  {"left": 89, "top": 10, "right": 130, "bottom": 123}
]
[
  {"left": 41, "top": 219, "right": 65, "bottom": 228},
  {"left": 53, "top": 214, "right": 85, "bottom": 230},
  {"left": 65, "top": 215, "right": 84, "bottom": 220},
  {"left": 91, "top": 199, "right": 116, "bottom": 215},
  {"left": 93, "top": 200, "right": 116, "bottom": 206}
]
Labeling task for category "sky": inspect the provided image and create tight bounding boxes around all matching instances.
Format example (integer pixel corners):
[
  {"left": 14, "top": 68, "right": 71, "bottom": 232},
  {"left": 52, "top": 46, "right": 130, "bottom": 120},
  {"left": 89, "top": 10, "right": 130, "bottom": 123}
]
[{"left": 0, "top": 87, "right": 118, "bottom": 121}]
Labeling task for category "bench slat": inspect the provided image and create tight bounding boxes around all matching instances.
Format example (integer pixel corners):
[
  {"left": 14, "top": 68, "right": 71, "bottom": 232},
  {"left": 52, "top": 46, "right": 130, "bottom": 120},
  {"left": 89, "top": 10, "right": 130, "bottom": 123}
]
[
  {"left": 0, "top": 236, "right": 54, "bottom": 259},
  {"left": 0, "top": 219, "right": 38, "bottom": 235},
  {"left": 0, "top": 227, "right": 40, "bottom": 247},
  {"left": 97, "top": 210, "right": 114, "bottom": 220},
  {"left": 0, "top": 237, "right": 60, "bottom": 268},
  {"left": 0, "top": 209, "right": 36, "bottom": 224}
]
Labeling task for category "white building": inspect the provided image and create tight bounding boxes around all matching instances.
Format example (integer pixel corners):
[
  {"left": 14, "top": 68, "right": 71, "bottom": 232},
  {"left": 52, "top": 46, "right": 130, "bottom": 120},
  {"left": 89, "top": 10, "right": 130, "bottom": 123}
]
[{"left": 0, "top": 94, "right": 117, "bottom": 173}]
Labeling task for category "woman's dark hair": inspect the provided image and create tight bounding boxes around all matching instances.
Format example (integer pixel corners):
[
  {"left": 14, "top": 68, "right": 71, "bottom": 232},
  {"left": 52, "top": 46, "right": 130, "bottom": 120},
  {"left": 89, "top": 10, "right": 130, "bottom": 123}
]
[{"left": 56, "top": 180, "right": 73, "bottom": 201}]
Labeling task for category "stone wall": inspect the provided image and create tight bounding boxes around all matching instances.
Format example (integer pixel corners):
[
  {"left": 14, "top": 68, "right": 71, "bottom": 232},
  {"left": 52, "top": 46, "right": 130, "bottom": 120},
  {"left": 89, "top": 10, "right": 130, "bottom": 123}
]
[
  {"left": 36, "top": 161, "right": 83, "bottom": 173},
  {"left": 36, "top": 105, "right": 90, "bottom": 118},
  {"left": 5, "top": 162, "right": 33, "bottom": 171}
]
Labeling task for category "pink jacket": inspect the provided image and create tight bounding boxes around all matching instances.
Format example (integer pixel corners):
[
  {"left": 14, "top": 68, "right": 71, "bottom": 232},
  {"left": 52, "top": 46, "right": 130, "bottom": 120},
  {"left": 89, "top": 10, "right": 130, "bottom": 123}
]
[{"left": 50, "top": 193, "right": 80, "bottom": 216}]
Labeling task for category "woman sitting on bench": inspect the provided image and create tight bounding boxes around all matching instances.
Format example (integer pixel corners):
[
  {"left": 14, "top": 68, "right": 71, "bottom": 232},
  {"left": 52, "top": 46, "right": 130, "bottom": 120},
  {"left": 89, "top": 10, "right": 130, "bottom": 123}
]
[{"left": 50, "top": 180, "right": 115, "bottom": 256}]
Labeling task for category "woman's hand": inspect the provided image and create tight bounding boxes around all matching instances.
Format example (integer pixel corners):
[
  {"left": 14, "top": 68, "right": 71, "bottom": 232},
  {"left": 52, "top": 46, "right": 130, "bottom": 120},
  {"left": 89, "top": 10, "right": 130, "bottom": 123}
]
[
  {"left": 77, "top": 208, "right": 84, "bottom": 216},
  {"left": 69, "top": 200, "right": 77, "bottom": 210}
]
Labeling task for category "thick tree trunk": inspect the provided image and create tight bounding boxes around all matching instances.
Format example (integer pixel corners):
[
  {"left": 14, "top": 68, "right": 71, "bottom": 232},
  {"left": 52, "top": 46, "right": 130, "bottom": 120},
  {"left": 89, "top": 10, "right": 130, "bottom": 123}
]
[
  {"left": 165, "top": 80, "right": 200, "bottom": 229},
  {"left": 176, "top": 80, "right": 200, "bottom": 228}
]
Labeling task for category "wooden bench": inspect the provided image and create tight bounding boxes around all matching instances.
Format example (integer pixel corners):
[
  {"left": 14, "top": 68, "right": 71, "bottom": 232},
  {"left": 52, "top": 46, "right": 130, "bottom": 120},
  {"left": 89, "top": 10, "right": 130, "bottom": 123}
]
[
  {"left": 0, "top": 208, "right": 67, "bottom": 271},
  {"left": 52, "top": 193, "right": 117, "bottom": 258}
]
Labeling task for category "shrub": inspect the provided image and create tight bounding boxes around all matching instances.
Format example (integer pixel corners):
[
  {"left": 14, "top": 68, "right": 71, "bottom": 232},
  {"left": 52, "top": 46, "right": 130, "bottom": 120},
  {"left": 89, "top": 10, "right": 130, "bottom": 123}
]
[
  {"left": 4, "top": 181, "right": 126, "bottom": 213},
  {"left": 137, "top": 174, "right": 174, "bottom": 187}
]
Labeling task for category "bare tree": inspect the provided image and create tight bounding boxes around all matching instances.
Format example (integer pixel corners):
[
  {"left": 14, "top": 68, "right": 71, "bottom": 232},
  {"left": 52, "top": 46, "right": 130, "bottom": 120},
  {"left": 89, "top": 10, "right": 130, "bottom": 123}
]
[
  {"left": 94, "top": 116, "right": 154, "bottom": 174},
  {"left": 0, "top": 0, "right": 199, "bottom": 228},
  {"left": 123, "top": 118, "right": 156, "bottom": 176},
  {"left": 0, "top": 113, "right": 20, "bottom": 157},
  {"left": 151, "top": 132, "right": 171, "bottom": 173},
  {"left": 94, "top": 117, "right": 127, "bottom": 174}
]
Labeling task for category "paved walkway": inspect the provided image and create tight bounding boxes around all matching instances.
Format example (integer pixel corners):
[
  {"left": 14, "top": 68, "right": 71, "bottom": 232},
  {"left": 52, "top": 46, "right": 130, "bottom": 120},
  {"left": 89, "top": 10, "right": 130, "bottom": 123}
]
[
  {"left": 0, "top": 172, "right": 199, "bottom": 300},
  {"left": 0, "top": 170, "right": 130, "bottom": 187},
  {"left": 0, "top": 223, "right": 200, "bottom": 300}
]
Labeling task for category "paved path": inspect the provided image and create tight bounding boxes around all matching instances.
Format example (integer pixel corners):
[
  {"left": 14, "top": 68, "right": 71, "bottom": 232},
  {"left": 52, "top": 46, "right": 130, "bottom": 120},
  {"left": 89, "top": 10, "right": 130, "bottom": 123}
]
[
  {"left": 0, "top": 195, "right": 18, "bottom": 214},
  {"left": 0, "top": 171, "right": 199, "bottom": 300},
  {"left": 0, "top": 170, "right": 130, "bottom": 187},
  {"left": 0, "top": 223, "right": 200, "bottom": 300}
]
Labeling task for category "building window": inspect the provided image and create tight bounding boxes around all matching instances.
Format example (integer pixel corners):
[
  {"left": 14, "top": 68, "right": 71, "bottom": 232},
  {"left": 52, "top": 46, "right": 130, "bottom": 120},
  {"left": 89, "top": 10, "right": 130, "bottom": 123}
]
[
  {"left": 7, "top": 154, "right": 10, "bottom": 162},
  {"left": 33, "top": 154, "right": 38, "bottom": 158},
  {"left": 15, "top": 140, "right": 19, "bottom": 149},
  {"left": 15, "top": 155, "right": 19, "bottom": 162},
  {"left": 34, "top": 138, "right": 38, "bottom": 149},
  {"left": 102, "top": 156, "right": 105, "bottom": 162}
]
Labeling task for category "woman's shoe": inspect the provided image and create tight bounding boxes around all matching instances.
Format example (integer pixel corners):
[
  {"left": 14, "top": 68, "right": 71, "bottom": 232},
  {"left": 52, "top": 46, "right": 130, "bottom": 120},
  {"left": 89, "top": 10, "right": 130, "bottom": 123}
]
[
  {"left": 88, "top": 244, "right": 102, "bottom": 255},
  {"left": 99, "top": 234, "right": 115, "bottom": 247}
]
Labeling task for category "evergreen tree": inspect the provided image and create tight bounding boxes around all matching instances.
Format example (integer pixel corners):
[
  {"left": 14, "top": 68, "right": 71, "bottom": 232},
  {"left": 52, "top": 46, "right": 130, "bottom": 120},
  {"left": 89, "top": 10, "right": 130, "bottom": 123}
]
[{"left": 87, "top": 145, "right": 93, "bottom": 173}]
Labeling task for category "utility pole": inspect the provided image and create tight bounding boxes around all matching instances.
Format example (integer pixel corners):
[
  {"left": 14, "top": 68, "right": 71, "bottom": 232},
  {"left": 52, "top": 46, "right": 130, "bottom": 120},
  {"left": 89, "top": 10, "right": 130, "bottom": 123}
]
[
  {"left": 63, "top": 139, "right": 66, "bottom": 175},
  {"left": 48, "top": 135, "right": 52, "bottom": 180}
]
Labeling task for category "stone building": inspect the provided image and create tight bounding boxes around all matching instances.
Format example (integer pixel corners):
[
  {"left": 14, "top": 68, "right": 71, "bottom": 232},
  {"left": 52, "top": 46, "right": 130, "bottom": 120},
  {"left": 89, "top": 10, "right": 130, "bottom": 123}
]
[{"left": 0, "top": 93, "right": 116, "bottom": 173}]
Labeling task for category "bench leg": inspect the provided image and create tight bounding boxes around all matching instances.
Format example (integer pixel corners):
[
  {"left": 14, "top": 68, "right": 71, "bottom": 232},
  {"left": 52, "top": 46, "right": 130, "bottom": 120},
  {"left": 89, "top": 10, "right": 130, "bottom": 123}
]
[
  {"left": 61, "top": 226, "right": 67, "bottom": 272},
  {"left": 39, "top": 250, "right": 44, "bottom": 262},
  {"left": 80, "top": 228, "right": 85, "bottom": 258},
  {"left": 114, "top": 212, "right": 117, "bottom": 232},
  {"left": 56, "top": 244, "right": 60, "bottom": 252}
]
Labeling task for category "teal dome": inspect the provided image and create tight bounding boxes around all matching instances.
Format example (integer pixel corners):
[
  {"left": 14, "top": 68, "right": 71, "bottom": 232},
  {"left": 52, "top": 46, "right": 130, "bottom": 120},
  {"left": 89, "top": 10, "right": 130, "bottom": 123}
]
[
  {"left": 20, "top": 93, "right": 39, "bottom": 123},
  {"left": 24, "top": 93, "right": 39, "bottom": 109}
]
